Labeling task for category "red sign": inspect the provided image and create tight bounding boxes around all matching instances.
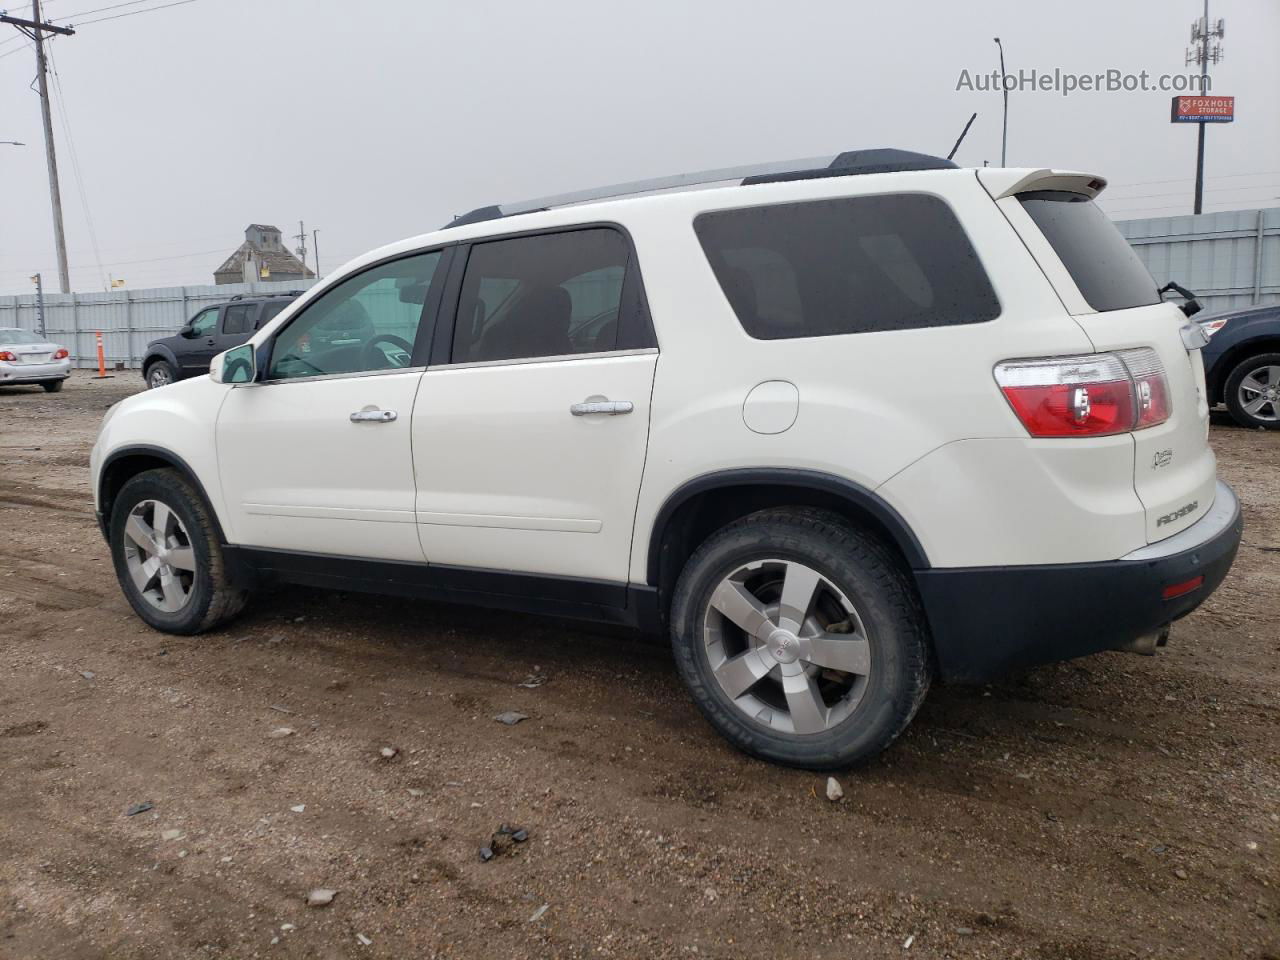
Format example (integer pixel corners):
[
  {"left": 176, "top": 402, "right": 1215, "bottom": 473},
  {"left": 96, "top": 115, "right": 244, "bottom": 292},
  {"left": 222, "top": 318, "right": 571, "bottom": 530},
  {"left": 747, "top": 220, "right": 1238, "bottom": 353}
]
[{"left": 1170, "top": 95, "right": 1235, "bottom": 123}]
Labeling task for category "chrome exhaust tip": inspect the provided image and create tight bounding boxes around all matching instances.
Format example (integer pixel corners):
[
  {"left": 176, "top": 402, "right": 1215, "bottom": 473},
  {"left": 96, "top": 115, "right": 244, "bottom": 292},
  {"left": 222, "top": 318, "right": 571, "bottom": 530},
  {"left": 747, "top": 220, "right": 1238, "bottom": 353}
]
[{"left": 1114, "top": 625, "right": 1171, "bottom": 656}]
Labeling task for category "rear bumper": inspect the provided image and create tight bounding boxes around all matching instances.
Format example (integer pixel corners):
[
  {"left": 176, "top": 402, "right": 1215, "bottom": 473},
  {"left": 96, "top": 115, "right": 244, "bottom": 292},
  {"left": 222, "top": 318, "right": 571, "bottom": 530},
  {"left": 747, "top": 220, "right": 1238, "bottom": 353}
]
[
  {"left": 0, "top": 359, "right": 71, "bottom": 383},
  {"left": 916, "top": 480, "right": 1243, "bottom": 683}
]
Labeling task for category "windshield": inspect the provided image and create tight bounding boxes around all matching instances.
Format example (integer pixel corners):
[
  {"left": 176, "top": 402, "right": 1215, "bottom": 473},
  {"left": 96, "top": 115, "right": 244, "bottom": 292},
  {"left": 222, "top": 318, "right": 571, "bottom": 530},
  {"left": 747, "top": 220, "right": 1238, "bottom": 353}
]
[
  {"left": 0, "top": 328, "right": 47, "bottom": 345},
  {"left": 1018, "top": 191, "right": 1160, "bottom": 313}
]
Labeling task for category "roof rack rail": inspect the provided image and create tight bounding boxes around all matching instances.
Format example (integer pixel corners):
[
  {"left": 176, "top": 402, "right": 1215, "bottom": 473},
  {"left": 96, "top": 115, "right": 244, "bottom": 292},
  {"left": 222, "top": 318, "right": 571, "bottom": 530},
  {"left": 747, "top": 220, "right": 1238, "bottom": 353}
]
[
  {"left": 444, "top": 148, "right": 956, "bottom": 230},
  {"left": 227, "top": 290, "right": 304, "bottom": 301}
]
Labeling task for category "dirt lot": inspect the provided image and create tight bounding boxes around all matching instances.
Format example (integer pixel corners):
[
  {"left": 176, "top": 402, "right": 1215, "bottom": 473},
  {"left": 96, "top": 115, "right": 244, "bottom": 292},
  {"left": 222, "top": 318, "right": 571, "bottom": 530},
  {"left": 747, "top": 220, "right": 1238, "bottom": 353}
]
[{"left": 0, "top": 371, "right": 1277, "bottom": 960}]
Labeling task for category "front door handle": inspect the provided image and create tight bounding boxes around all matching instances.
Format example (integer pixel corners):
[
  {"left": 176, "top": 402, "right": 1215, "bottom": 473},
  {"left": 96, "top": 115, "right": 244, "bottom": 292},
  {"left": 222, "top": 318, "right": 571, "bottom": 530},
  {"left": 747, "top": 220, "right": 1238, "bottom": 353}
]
[
  {"left": 570, "top": 399, "right": 634, "bottom": 417},
  {"left": 350, "top": 408, "right": 398, "bottom": 423}
]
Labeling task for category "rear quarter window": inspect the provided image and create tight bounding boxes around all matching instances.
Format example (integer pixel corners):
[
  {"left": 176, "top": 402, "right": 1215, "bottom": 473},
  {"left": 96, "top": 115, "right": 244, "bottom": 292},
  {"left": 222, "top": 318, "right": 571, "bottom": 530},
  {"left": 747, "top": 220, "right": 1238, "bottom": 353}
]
[
  {"left": 1017, "top": 191, "right": 1160, "bottom": 313},
  {"left": 694, "top": 193, "right": 1001, "bottom": 340}
]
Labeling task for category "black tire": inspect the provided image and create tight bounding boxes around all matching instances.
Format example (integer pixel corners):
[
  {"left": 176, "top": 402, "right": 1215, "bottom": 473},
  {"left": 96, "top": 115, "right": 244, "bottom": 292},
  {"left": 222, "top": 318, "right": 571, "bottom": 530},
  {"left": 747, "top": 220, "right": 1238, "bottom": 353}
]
[
  {"left": 41, "top": 379, "right": 64, "bottom": 393},
  {"left": 1224, "top": 352, "right": 1280, "bottom": 430},
  {"left": 670, "top": 507, "right": 931, "bottom": 770},
  {"left": 108, "top": 468, "right": 248, "bottom": 634},
  {"left": 146, "top": 360, "right": 176, "bottom": 389}
]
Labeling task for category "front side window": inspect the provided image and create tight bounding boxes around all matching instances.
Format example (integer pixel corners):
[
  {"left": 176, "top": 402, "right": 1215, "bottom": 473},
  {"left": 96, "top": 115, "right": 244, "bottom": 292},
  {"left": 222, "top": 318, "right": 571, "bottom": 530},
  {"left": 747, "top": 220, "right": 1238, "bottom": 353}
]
[
  {"left": 189, "top": 308, "right": 218, "bottom": 338},
  {"left": 1018, "top": 191, "right": 1160, "bottom": 313},
  {"left": 222, "top": 303, "right": 255, "bottom": 336},
  {"left": 451, "top": 229, "right": 630, "bottom": 363},
  {"left": 267, "top": 251, "right": 442, "bottom": 380},
  {"left": 694, "top": 194, "right": 1001, "bottom": 339}
]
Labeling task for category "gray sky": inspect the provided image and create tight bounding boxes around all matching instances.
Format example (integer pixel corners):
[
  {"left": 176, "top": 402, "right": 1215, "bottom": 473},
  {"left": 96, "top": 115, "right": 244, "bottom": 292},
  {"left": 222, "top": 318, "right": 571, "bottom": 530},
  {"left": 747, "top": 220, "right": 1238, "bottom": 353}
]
[{"left": 1, "top": 0, "right": 1277, "bottom": 294}]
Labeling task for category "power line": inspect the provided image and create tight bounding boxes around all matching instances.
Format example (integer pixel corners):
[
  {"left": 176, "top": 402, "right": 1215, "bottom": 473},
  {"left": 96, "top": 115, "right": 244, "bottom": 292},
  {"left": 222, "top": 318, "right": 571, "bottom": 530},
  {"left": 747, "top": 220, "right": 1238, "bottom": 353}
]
[
  {"left": 0, "top": 0, "right": 193, "bottom": 44},
  {"left": 62, "top": 0, "right": 197, "bottom": 28},
  {"left": 46, "top": 42, "right": 107, "bottom": 289},
  {"left": 1106, "top": 200, "right": 1278, "bottom": 218},
  {"left": 1103, "top": 183, "right": 1280, "bottom": 205},
  {"left": 49, "top": 0, "right": 156, "bottom": 24},
  {"left": 0, "top": 37, "right": 34, "bottom": 59},
  {"left": 0, "top": 246, "right": 229, "bottom": 274},
  {"left": 2, "top": 0, "right": 76, "bottom": 292},
  {"left": 1105, "top": 169, "right": 1280, "bottom": 191}
]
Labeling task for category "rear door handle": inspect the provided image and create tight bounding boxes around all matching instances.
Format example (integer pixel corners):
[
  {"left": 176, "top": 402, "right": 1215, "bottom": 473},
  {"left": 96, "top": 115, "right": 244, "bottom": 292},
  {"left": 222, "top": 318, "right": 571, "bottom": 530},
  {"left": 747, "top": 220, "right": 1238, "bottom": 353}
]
[
  {"left": 570, "top": 399, "right": 633, "bottom": 416},
  {"left": 350, "top": 408, "right": 398, "bottom": 423}
]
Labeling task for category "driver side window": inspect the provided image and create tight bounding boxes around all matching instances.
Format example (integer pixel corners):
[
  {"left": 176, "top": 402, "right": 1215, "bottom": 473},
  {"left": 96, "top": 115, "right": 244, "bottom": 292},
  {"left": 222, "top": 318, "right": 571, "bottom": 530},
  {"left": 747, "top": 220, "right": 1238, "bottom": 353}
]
[
  {"left": 189, "top": 308, "right": 218, "bottom": 338},
  {"left": 268, "top": 251, "right": 442, "bottom": 380}
]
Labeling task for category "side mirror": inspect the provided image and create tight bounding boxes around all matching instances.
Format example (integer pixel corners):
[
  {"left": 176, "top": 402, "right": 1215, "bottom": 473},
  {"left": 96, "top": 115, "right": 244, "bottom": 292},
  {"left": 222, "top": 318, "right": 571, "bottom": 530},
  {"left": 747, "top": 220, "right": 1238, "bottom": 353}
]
[
  {"left": 211, "top": 343, "right": 256, "bottom": 384},
  {"left": 1158, "top": 281, "right": 1203, "bottom": 319},
  {"left": 179, "top": 323, "right": 197, "bottom": 339}
]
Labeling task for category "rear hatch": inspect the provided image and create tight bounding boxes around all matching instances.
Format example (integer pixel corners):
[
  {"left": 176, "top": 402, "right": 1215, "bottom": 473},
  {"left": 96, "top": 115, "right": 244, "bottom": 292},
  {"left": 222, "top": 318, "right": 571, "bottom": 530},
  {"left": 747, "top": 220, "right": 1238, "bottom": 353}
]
[{"left": 981, "top": 169, "right": 1217, "bottom": 544}]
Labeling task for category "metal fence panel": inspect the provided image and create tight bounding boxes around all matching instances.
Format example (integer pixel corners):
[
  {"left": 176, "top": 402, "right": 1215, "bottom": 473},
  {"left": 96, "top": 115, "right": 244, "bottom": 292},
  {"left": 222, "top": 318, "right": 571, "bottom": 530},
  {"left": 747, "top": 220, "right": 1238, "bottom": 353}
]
[
  {"left": 1117, "top": 207, "right": 1280, "bottom": 315},
  {"left": 0, "top": 280, "right": 317, "bottom": 368}
]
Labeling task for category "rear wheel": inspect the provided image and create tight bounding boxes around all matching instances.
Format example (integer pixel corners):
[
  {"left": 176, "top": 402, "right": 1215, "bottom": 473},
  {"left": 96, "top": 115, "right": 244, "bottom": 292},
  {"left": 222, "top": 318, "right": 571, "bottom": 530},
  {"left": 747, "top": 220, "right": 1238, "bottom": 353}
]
[
  {"left": 1224, "top": 352, "right": 1280, "bottom": 430},
  {"left": 146, "top": 361, "right": 175, "bottom": 389},
  {"left": 670, "top": 508, "right": 931, "bottom": 769},
  {"left": 109, "top": 468, "right": 248, "bottom": 634},
  {"left": 41, "top": 379, "right": 63, "bottom": 393}
]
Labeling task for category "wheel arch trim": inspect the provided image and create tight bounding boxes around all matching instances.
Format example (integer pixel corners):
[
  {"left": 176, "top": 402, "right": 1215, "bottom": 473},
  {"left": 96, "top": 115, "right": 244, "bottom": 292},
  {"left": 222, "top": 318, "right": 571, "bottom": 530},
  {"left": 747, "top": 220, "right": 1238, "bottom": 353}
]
[
  {"left": 141, "top": 345, "right": 179, "bottom": 372},
  {"left": 98, "top": 444, "right": 230, "bottom": 545},
  {"left": 644, "top": 468, "right": 931, "bottom": 585}
]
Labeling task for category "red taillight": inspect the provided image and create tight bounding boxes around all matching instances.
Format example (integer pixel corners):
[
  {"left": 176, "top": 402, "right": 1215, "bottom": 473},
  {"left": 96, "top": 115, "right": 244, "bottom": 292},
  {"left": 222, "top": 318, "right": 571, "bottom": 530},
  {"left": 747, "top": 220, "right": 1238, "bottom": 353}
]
[
  {"left": 1121, "top": 349, "right": 1171, "bottom": 429},
  {"left": 1162, "top": 575, "right": 1204, "bottom": 600},
  {"left": 0, "top": 351, "right": 15, "bottom": 362},
  {"left": 995, "top": 349, "right": 1171, "bottom": 438},
  {"left": 52, "top": 348, "right": 69, "bottom": 360}
]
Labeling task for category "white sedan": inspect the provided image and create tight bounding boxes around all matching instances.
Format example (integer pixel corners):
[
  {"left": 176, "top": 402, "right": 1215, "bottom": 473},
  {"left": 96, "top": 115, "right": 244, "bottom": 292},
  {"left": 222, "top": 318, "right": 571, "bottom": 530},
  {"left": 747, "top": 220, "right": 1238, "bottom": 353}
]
[{"left": 0, "top": 327, "right": 72, "bottom": 392}]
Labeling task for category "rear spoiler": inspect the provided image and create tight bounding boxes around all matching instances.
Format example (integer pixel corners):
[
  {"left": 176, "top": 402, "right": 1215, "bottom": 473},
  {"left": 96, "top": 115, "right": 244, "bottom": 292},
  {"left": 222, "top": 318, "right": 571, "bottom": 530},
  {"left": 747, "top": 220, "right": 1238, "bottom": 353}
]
[{"left": 976, "top": 168, "right": 1108, "bottom": 200}]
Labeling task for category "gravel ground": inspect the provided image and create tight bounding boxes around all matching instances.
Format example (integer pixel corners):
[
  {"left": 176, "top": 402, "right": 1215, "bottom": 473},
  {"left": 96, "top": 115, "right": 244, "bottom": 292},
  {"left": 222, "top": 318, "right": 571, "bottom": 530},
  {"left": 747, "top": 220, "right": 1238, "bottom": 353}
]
[{"left": 1, "top": 371, "right": 1277, "bottom": 960}]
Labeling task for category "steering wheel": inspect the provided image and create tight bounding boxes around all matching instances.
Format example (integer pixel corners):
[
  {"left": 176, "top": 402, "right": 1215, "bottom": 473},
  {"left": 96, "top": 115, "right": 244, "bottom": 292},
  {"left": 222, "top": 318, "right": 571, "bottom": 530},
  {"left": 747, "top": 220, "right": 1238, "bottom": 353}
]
[{"left": 361, "top": 334, "right": 413, "bottom": 369}]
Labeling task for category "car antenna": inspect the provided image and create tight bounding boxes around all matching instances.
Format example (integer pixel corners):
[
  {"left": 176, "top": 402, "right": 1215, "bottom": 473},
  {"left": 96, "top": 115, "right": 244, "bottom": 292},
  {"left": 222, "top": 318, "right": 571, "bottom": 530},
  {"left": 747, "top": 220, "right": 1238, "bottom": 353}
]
[{"left": 946, "top": 112, "right": 979, "bottom": 161}]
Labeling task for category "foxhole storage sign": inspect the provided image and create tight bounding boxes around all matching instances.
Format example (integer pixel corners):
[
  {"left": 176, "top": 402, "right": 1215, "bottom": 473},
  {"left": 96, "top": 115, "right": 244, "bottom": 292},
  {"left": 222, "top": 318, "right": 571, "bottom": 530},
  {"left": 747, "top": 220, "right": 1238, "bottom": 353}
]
[{"left": 1170, "top": 95, "right": 1235, "bottom": 122}]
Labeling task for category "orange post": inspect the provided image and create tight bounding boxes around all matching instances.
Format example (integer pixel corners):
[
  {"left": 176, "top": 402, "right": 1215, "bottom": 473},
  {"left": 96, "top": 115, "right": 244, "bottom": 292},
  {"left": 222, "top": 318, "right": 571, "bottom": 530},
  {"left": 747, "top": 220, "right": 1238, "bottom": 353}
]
[{"left": 92, "top": 330, "right": 112, "bottom": 379}]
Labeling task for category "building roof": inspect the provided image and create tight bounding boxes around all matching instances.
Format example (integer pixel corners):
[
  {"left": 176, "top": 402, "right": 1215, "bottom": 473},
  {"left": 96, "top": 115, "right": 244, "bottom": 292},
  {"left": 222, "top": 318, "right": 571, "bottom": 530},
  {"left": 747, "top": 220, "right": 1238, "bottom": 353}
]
[
  {"left": 247, "top": 223, "right": 282, "bottom": 234},
  {"left": 214, "top": 241, "right": 314, "bottom": 279}
]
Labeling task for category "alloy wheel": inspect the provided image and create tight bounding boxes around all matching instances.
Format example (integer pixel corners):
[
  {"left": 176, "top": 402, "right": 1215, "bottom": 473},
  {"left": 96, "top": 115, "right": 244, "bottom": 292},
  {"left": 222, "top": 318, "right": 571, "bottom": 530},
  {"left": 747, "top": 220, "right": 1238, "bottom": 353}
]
[
  {"left": 148, "top": 366, "right": 172, "bottom": 388},
  {"left": 122, "top": 499, "right": 196, "bottom": 612},
  {"left": 702, "top": 558, "right": 872, "bottom": 735},
  {"left": 1238, "top": 364, "right": 1280, "bottom": 422}
]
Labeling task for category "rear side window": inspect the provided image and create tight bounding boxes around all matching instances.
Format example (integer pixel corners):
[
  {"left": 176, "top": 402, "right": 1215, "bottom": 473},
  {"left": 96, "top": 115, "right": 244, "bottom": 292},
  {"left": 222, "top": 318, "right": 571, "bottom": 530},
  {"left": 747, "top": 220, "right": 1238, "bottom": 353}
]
[
  {"left": 222, "top": 303, "right": 256, "bottom": 335},
  {"left": 451, "top": 229, "right": 637, "bottom": 363},
  {"left": 257, "top": 300, "right": 291, "bottom": 328},
  {"left": 694, "top": 194, "right": 1000, "bottom": 340},
  {"left": 1018, "top": 191, "right": 1159, "bottom": 312}
]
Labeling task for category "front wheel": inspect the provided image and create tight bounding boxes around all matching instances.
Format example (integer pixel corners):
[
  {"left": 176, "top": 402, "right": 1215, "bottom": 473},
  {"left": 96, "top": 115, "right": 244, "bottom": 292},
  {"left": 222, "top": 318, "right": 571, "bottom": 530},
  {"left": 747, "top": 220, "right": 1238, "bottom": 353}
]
[
  {"left": 146, "top": 361, "right": 176, "bottom": 389},
  {"left": 1224, "top": 353, "right": 1280, "bottom": 429},
  {"left": 670, "top": 508, "right": 931, "bottom": 770},
  {"left": 108, "top": 468, "right": 248, "bottom": 634}
]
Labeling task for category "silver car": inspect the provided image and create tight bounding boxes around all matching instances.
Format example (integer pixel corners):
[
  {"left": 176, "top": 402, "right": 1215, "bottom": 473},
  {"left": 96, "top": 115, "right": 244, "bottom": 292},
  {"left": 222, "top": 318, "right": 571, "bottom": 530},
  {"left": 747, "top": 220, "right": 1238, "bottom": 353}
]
[{"left": 0, "top": 327, "right": 72, "bottom": 392}]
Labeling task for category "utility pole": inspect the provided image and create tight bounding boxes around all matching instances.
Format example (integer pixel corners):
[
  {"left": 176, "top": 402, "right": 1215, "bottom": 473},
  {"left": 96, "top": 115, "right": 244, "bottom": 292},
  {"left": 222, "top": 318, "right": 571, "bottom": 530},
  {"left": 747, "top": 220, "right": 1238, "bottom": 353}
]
[
  {"left": 32, "top": 273, "right": 46, "bottom": 337},
  {"left": 293, "top": 220, "right": 308, "bottom": 278},
  {"left": 1, "top": 3, "right": 74, "bottom": 293},
  {"left": 993, "top": 37, "right": 1008, "bottom": 166},
  {"left": 312, "top": 228, "right": 321, "bottom": 279},
  {"left": 1186, "top": 1, "right": 1224, "bottom": 214}
]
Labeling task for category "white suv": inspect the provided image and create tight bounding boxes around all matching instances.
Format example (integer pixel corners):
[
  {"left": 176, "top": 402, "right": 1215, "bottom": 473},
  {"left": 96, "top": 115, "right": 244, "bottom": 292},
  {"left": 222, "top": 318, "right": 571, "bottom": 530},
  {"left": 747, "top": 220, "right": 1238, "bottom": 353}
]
[{"left": 90, "top": 149, "right": 1243, "bottom": 768}]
